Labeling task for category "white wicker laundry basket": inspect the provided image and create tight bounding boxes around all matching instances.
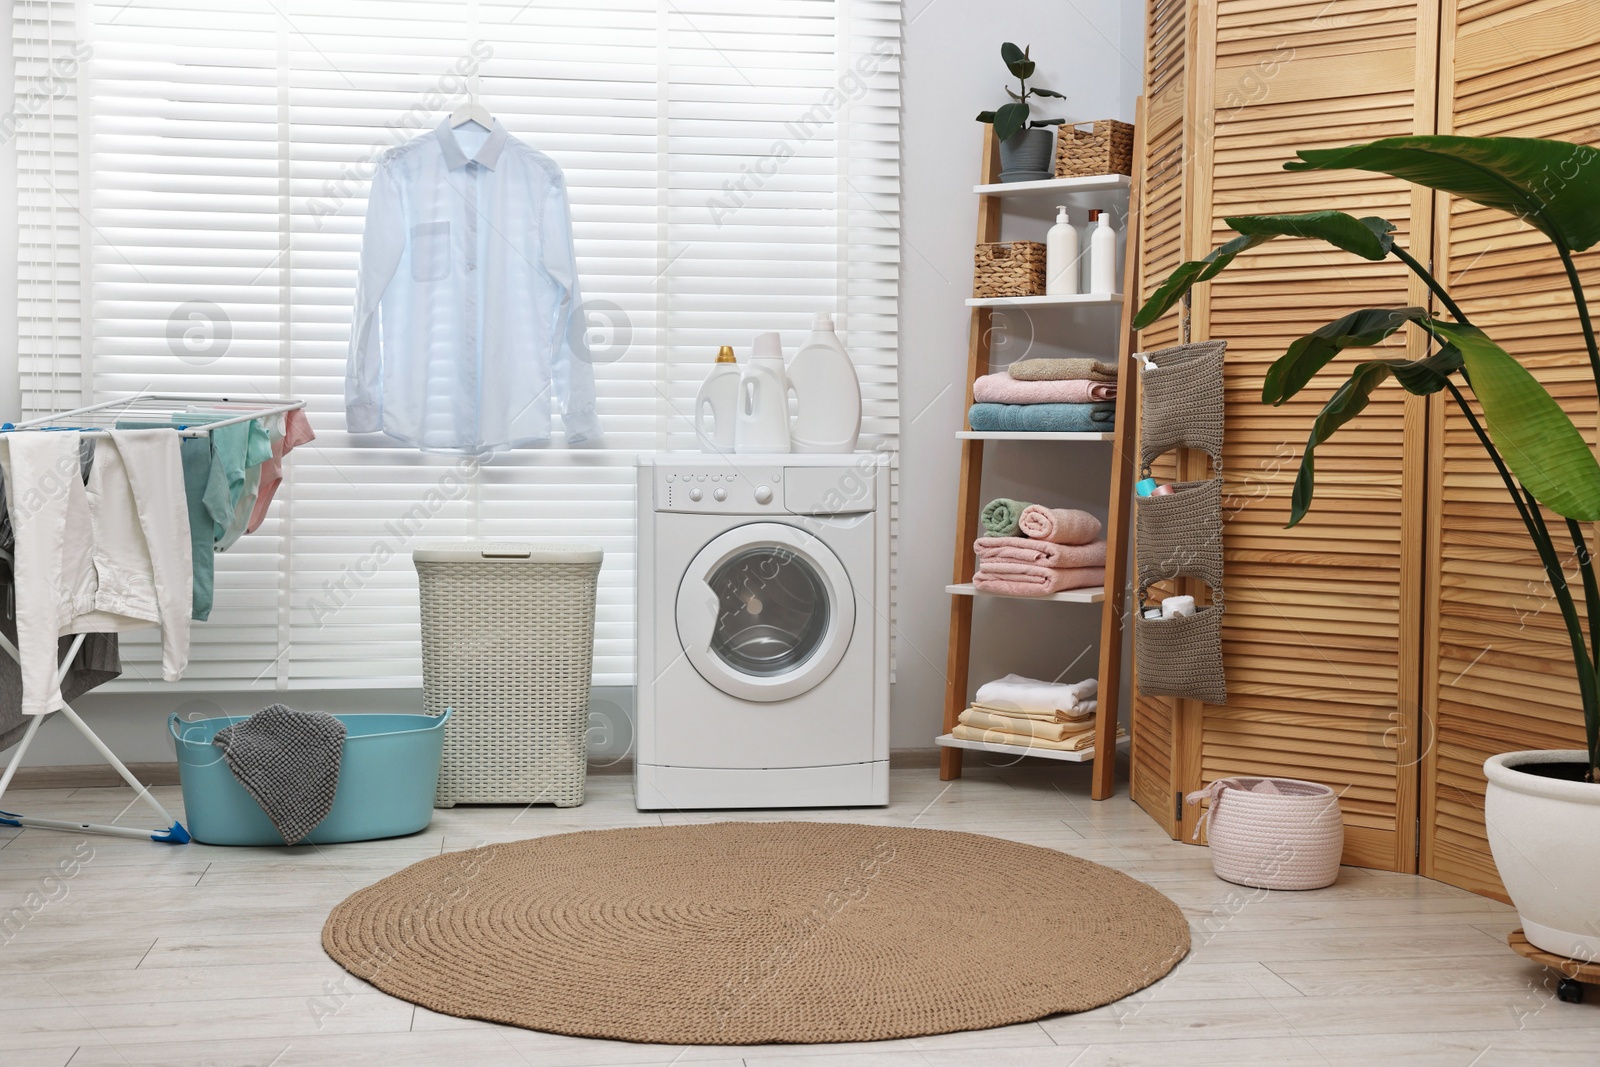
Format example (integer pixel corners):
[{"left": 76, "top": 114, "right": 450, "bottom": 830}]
[
  {"left": 1187, "top": 776, "right": 1344, "bottom": 890},
  {"left": 413, "top": 542, "right": 602, "bottom": 809}
]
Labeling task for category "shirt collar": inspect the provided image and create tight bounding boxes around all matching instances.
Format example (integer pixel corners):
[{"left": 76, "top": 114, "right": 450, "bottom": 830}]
[{"left": 435, "top": 118, "right": 509, "bottom": 170}]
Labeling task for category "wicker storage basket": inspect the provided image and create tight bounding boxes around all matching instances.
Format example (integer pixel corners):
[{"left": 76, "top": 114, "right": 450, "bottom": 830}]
[
  {"left": 1187, "top": 776, "right": 1344, "bottom": 890},
  {"left": 413, "top": 542, "right": 602, "bottom": 808},
  {"left": 973, "top": 240, "right": 1047, "bottom": 298},
  {"left": 1056, "top": 119, "right": 1136, "bottom": 178}
]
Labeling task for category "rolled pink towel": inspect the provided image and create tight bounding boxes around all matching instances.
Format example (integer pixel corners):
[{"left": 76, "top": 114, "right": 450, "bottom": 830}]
[
  {"left": 972, "top": 373, "right": 1117, "bottom": 404},
  {"left": 973, "top": 564, "right": 1106, "bottom": 596},
  {"left": 1017, "top": 505, "right": 1102, "bottom": 545},
  {"left": 974, "top": 537, "right": 1107, "bottom": 568}
]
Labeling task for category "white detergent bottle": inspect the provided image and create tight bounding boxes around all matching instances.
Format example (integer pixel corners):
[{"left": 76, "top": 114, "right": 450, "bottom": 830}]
[
  {"left": 694, "top": 345, "right": 740, "bottom": 453},
  {"left": 1045, "top": 205, "right": 1080, "bottom": 296},
  {"left": 787, "top": 313, "right": 861, "bottom": 453},
  {"left": 734, "top": 332, "right": 791, "bottom": 454},
  {"left": 1089, "top": 208, "right": 1119, "bottom": 295}
]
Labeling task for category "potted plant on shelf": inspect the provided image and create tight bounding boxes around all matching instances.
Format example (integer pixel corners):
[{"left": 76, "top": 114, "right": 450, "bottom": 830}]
[
  {"left": 1133, "top": 136, "right": 1600, "bottom": 959},
  {"left": 976, "top": 42, "right": 1066, "bottom": 183}
]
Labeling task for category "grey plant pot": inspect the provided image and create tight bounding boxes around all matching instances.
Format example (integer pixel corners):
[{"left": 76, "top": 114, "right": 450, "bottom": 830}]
[{"left": 998, "top": 128, "right": 1055, "bottom": 183}]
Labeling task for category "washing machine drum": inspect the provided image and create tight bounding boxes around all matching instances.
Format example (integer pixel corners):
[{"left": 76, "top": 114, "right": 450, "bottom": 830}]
[{"left": 676, "top": 523, "right": 856, "bottom": 703}]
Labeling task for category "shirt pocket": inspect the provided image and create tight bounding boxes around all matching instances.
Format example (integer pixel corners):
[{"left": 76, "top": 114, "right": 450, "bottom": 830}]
[{"left": 409, "top": 221, "right": 452, "bottom": 282}]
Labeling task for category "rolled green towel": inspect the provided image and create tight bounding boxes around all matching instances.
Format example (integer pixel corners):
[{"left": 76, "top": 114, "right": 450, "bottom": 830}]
[{"left": 981, "top": 497, "right": 1031, "bottom": 537}]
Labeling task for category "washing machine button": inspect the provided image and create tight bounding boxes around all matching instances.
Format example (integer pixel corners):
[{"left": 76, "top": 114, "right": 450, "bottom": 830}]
[
  {"left": 713, "top": 487, "right": 727, "bottom": 501},
  {"left": 754, "top": 485, "right": 773, "bottom": 505},
  {"left": 689, "top": 487, "right": 703, "bottom": 502}
]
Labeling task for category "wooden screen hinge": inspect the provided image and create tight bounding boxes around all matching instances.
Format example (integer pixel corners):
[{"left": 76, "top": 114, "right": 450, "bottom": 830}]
[{"left": 1175, "top": 790, "right": 1185, "bottom": 824}]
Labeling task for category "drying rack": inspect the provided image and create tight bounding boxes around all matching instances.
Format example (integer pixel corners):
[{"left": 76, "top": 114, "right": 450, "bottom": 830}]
[{"left": 0, "top": 393, "right": 306, "bottom": 844}]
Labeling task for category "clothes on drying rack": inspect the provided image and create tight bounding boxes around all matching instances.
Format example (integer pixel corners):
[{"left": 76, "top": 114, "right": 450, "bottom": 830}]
[
  {"left": 0, "top": 558, "right": 121, "bottom": 750},
  {"left": 214, "top": 417, "right": 273, "bottom": 552},
  {"left": 246, "top": 408, "right": 315, "bottom": 535},
  {"left": 0, "top": 429, "right": 192, "bottom": 715}
]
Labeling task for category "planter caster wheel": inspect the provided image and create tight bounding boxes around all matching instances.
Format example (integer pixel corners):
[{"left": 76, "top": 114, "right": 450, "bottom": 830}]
[{"left": 1558, "top": 978, "right": 1584, "bottom": 1004}]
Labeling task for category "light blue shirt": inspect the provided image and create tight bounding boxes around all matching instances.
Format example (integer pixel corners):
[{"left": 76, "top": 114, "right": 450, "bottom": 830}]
[{"left": 346, "top": 119, "right": 600, "bottom": 453}]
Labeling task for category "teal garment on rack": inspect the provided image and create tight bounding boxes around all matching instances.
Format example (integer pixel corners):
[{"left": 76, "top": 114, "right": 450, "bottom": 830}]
[
  {"left": 214, "top": 419, "right": 273, "bottom": 552},
  {"left": 181, "top": 437, "right": 231, "bottom": 620}
]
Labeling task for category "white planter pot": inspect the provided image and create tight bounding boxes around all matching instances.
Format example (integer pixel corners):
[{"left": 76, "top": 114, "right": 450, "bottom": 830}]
[{"left": 1483, "top": 749, "right": 1600, "bottom": 958}]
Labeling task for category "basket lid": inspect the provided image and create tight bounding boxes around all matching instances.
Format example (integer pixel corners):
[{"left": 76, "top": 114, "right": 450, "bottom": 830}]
[{"left": 412, "top": 541, "right": 603, "bottom": 565}]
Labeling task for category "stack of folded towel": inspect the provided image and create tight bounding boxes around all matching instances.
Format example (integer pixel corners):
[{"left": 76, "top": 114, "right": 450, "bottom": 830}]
[
  {"left": 950, "top": 673, "right": 1127, "bottom": 752},
  {"left": 968, "top": 357, "right": 1118, "bottom": 434},
  {"left": 975, "top": 501, "right": 1106, "bottom": 596}
]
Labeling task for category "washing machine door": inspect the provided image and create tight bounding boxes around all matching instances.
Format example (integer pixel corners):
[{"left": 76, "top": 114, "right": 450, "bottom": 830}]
[{"left": 676, "top": 522, "right": 856, "bottom": 703}]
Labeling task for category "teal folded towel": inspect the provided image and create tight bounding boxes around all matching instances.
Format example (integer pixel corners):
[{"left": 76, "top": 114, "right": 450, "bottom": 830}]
[
  {"left": 981, "top": 497, "right": 1030, "bottom": 537},
  {"left": 968, "top": 402, "right": 1117, "bottom": 433}
]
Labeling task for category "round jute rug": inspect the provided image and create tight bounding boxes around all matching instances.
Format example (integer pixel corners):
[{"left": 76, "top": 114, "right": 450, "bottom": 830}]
[{"left": 322, "top": 822, "right": 1190, "bottom": 1045}]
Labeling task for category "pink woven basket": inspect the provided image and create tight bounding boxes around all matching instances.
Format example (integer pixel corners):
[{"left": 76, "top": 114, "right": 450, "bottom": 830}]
[{"left": 1187, "top": 776, "right": 1344, "bottom": 890}]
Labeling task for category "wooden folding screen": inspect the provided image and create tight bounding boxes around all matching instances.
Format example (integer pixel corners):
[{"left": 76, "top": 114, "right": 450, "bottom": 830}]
[
  {"left": 1131, "top": 0, "right": 1439, "bottom": 871},
  {"left": 1422, "top": 0, "right": 1599, "bottom": 900}
]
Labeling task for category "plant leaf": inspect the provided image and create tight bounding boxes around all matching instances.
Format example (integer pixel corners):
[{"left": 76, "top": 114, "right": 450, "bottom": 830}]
[
  {"left": 994, "top": 101, "right": 1028, "bottom": 143},
  {"left": 1428, "top": 320, "right": 1600, "bottom": 520},
  {"left": 1285, "top": 136, "right": 1600, "bottom": 252},
  {"left": 975, "top": 110, "right": 996, "bottom": 123},
  {"left": 1030, "top": 87, "right": 1066, "bottom": 99},
  {"left": 1000, "top": 41, "right": 1027, "bottom": 66},
  {"left": 1225, "top": 211, "right": 1395, "bottom": 260},
  {"left": 1132, "top": 233, "right": 1270, "bottom": 329},
  {"left": 1263, "top": 307, "right": 1427, "bottom": 404},
  {"left": 1287, "top": 346, "right": 1463, "bottom": 526},
  {"left": 1005, "top": 86, "right": 1022, "bottom": 101},
  {"left": 1133, "top": 212, "right": 1398, "bottom": 329}
]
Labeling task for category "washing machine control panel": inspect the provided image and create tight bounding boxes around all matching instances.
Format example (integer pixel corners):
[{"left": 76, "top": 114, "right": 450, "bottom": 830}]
[
  {"left": 657, "top": 467, "right": 783, "bottom": 514},
  {"left": 652, "top": 461, "right": 878, "bottom": 516}
]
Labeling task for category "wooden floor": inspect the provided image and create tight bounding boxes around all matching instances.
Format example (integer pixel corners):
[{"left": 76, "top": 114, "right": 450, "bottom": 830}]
[{"left": 1, "top": 762, "right": 1595, "bottom": 1066}]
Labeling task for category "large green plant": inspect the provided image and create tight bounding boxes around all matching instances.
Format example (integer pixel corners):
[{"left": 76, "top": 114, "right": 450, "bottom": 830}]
[
  {"left": 975, "top": 43, "right": 1066, "bottom": 143},
  {"left": 1133, "top": 136, "right": 1600, "bottom": 780}
]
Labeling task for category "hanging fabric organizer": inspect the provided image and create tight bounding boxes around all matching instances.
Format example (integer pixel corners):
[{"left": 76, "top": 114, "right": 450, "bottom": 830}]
[
  {"left": 0, "top": 394, "right": 306, "bottom": 844},
  {"left": 1134, "top": 341, "right": 1227, "bottom": 705}
]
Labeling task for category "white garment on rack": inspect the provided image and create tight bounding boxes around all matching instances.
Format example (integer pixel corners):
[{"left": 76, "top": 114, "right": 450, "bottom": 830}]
[{"left": 0, "top": 429, "right": 192, "bottom": 715}]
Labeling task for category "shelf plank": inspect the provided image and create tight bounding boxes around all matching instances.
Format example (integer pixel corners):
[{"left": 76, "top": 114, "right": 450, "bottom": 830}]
[
  {"left": 973, "top": 174, "right": 1132, "bottom": 197},
  {"left": 956, "top": 430, "right": 1114, "bottom": 441},
  {"left": 934, "top": 732, "right": 1128, "bottom": 763},
  {"left": 965, "top": 294, "right": 1124, "bottom": 308},
  {"left": 945, "top": 582, "right": 1105, "bottom": 604}
]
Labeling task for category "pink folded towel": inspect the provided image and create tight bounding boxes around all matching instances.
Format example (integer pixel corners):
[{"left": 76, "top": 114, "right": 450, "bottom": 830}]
[
  {"left": 973, "top": 564, "right": 1106, "bottom": 596},
  {"left": 974, "top": 537, "right": 1107, "bottom": 568},
  {"left": 1017, "top": 506, "right": 1102, "bottom": 545},
  {"left": 972, "top": 373, "right": 1117, "bottom": 404}
]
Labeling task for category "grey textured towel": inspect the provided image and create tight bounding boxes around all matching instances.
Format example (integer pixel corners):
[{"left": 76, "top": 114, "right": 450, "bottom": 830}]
[{"left": 213, "top": 704, "right": 346, "bottom": 845}]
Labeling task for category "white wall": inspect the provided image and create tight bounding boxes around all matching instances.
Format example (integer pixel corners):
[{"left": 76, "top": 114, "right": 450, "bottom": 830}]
[{"left": 3, "top": 0, "right": 1146, "bottom": 767}]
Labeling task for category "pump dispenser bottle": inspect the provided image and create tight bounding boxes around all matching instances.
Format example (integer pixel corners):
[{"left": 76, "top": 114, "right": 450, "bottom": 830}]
[{"left": 1045, "top": 205, "right": 1080, "bottom": 297}]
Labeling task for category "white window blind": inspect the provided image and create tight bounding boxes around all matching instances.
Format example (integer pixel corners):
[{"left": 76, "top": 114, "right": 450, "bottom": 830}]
[{"left": 13, "top": 0, "right": 901, "bottom": 690}]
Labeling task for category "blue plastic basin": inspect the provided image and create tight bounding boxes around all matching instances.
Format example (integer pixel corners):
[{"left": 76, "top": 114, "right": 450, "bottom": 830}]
[{"left": 169, "top": 711, "right": 451, "bottom": 846}]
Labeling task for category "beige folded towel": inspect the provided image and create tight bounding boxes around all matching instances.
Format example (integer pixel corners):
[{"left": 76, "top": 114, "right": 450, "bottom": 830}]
[
  {"left": 951, "top": 723, "right": 1124, "bottom": 752},
  {"left": 972, "top": 700, "right": 1096, "bottom": 724},
  {"left": 1007, "top": 357, "right": 1118, "bottom": 382},
  {"left": 959, "top": 707, "right": 1093, "bottom": 742}
]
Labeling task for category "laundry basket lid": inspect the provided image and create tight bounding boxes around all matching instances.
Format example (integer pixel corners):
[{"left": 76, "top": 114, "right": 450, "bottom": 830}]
[{"left": 412, "top": 541, "right": 603, "bottom": 565}]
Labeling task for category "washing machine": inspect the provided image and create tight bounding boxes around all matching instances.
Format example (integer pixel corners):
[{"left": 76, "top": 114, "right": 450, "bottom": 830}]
[{"left": 634, "top": 453, "right": 889, "bottom": 810}]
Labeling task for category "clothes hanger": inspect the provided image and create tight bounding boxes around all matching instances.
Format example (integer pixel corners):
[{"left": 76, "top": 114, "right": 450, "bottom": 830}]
[{"left": 450, "top": 73, "right": 492, "bottom": 130}]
